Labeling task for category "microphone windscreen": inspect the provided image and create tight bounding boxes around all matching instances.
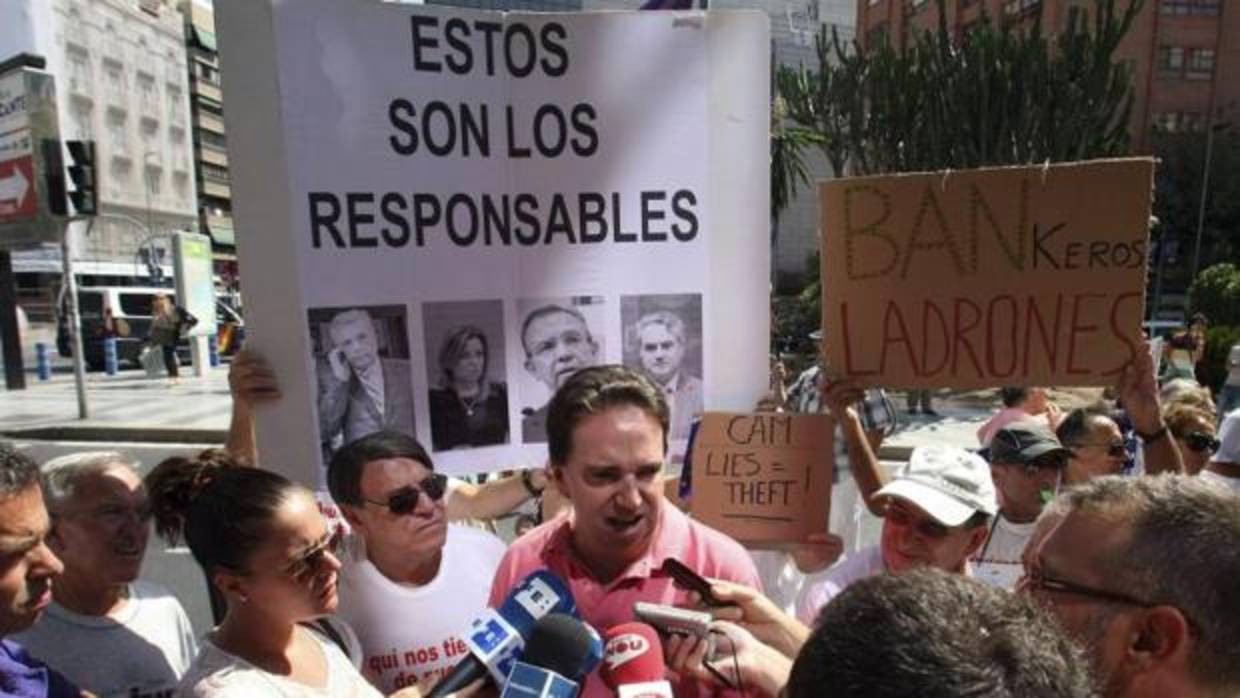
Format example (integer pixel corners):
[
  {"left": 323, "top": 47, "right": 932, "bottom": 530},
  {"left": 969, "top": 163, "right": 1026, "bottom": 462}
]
[
  {"left": 600, "top": 623, "right": 666, "bottom": 688},
  {"left": 497, "top": 570, "right": 578, "bottom": 637},
  {"left": 522, "top": 613, "right": 600, "bottom": 680}
]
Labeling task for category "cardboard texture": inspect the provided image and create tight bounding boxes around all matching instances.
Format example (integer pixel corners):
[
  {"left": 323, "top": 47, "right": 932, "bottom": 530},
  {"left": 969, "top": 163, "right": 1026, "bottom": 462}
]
[
  {"left": 689, "top": 412, "right": 833, "bottom": 545},
  {"left": 820, "top": 158, "right": 1154, "bottom": 389}
]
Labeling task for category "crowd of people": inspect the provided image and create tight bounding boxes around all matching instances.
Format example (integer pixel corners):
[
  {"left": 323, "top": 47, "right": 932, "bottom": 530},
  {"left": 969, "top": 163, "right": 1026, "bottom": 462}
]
[{"left": 1, "top": 330, "right": 1239, "bottom": 698}]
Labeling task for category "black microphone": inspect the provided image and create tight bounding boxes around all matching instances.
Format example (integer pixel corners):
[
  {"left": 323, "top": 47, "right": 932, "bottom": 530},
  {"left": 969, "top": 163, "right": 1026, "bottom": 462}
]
[
  {"left": 500, "top": 614, "right": 603, "bottom": 698},
  {"left": 427, "top": 571, "right": 578, "bottom": 698}
]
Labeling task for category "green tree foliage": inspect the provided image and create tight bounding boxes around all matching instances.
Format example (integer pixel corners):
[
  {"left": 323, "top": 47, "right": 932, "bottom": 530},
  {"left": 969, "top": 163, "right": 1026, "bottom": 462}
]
[
  {"left": 1189, "top": 263, "right": 1240, "bottom": 327},
  {"left": 1152, "top": 129, "right": 1240, "bottom": 290},
  {"left": 773, "top": 0, "right": 1142, "bottom": 347}
]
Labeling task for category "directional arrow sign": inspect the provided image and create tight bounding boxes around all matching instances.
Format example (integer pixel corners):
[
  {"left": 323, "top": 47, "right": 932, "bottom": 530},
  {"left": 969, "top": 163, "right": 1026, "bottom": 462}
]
[{"left": 0, "top": 155, "right": 36, "bottom": 222}]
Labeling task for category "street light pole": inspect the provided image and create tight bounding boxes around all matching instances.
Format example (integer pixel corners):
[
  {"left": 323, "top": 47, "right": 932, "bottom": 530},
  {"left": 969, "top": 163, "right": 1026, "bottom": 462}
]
[
  {"left": 143, "top": 150, "right": 158, "bottom": 279},
  {"left": 1190, "top": 123, "right": 1217, "bottom": 281}
]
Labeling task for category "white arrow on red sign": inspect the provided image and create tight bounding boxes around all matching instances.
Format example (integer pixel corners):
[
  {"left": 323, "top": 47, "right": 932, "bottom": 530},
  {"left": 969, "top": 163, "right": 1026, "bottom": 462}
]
[{"left": 0, "top": 167, "right": 29, "bottom": 207}]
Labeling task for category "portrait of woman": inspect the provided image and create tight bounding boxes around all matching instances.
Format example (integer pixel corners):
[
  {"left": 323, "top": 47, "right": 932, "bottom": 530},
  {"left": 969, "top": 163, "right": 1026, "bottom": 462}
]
[{"left": 428, "top": 325, "right": 509, "bottom": 450}]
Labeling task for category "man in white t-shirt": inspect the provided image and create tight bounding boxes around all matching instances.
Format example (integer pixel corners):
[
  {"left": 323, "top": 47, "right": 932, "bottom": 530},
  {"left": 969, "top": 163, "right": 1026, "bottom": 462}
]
[
  {"left": 1201, "top": 409, "right": 1240, "bottom": 495},
  {"left": 796, "top": 445, "right": 997, "bottom": 624},
  {"left": 15, "top": 452, "right": 197, "bottom": 697},
  {"left": 971, "top": 422, "right": 1072, "bottom": 589},
  {"left": 327, "top": 431, "right": 506, "bottom": 693}
]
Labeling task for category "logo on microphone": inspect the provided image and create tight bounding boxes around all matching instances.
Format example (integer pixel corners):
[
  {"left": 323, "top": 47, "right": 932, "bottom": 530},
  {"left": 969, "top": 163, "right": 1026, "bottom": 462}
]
[
  {"left": 515, "top": 577, "right": 561, "bottom": 618},
  {"left": 604, "top": 633, "right": 650, "bottom": 670}
]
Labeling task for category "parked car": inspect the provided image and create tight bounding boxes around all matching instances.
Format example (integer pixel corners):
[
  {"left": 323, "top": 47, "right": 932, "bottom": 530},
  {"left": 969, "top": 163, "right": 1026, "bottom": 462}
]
[{"left": 57, "top": 286, "right": 245, "bottom": 371}]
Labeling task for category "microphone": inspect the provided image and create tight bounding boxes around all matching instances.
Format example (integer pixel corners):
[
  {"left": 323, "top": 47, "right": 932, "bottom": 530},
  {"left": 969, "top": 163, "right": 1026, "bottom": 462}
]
[
  {"left": 500, "top": 613, "right": 603, "bottom": 698},
  {"left": 600, "top": 623, "right": 674, "bottom": 698},
  {"left": 428, "top": 570, "right": 578, "bottom": 698}
]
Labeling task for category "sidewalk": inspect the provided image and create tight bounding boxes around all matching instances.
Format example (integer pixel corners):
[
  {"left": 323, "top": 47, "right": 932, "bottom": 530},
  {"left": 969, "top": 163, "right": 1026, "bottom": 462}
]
[{"left": 0, "top": 367, "right": 232, "bottom": 443}]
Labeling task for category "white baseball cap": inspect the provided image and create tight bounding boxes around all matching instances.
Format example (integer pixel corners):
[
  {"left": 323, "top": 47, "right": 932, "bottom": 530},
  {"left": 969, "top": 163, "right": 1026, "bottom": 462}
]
[{"left": 875, "top": 446, "right": 999, "bottom": 527}]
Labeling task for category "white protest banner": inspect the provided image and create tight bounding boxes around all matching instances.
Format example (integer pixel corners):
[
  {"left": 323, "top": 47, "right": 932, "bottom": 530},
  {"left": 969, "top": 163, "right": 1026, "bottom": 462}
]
[
  {"left": 217, "top": 0, "right": 770, "bottom": 483},
  {"left": 821, "top": 159, "right": 1154, "bottom": 389}
]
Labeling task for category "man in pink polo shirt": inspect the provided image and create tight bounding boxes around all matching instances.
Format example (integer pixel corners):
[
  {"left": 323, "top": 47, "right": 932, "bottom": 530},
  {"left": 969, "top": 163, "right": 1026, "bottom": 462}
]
[{"left": 489, "top": 365, "right": 761, "bottom": 697}]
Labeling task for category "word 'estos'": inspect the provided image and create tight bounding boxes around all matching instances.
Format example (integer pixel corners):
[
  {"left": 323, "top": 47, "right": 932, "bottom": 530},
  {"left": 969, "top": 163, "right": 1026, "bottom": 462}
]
[{"left": 410, "top": 16, "right": 568, "bottom": 78}]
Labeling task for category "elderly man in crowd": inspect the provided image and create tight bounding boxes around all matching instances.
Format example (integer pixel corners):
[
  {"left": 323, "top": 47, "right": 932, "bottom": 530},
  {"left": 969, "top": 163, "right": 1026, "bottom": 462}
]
[
  {"left": 794, "top": 444, "right": 996, "bottom": 623},
  {"left": 14, "top": 452, "right": 196, "bottom": 698},
  {"left": 490, "top": 365, "right": 761, "bottom": 697},
  {"left": 1022, "top": 475, "right": 1240, "bottom": 698},
  {"left": 0, "top": 445, "right": 79, "bottom": 698}
]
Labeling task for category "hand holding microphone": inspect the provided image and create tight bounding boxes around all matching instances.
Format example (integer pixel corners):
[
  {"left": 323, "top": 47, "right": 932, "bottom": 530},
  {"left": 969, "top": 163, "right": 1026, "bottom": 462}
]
[
  {"left": 663, "top": 620, "right": 791, "bottom": 698},
  {"left": 500, "top": 614, "right": 602, "bottom": 698}
]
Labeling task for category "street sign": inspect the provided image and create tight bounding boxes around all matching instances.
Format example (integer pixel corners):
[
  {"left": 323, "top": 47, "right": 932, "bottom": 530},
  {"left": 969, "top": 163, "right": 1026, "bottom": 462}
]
[{"left": 0, "top": 67, "right": 66, "bottom": 250}]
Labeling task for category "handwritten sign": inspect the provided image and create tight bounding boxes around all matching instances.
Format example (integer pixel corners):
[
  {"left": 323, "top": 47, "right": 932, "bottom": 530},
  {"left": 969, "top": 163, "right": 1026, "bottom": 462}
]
[
  {"left": 689, "top": 412, "right": 833, "bottom": 546},
  {"left": 821, "top": 158, "right": 1154, "bottom": 389}
]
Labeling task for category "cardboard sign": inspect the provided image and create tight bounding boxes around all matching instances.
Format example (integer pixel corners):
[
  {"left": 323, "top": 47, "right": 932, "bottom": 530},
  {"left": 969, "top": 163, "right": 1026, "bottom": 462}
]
[
  {"left": 689, "top": 412, "right": 833, "bottom": 546},
  {"left": 821, "top": 158, "right": 1154, "bottom": 389},
  {"left": 217, "top": 0, "right": 771, "bottom": 481}
]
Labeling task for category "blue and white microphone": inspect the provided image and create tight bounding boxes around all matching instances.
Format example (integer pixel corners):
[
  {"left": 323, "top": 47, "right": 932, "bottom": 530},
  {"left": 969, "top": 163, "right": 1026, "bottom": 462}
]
[{"left": 428, "top": 570, "right": 577, "bottom": 698}]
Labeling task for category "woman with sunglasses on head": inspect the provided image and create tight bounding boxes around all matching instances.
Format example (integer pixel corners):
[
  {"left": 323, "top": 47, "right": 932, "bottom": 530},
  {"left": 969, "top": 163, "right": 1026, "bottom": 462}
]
[
  {"left": 1164, "top": 402, "right": 1219, "bottom": 475},
  {"left": 145, "top": 450, "right": 426, "bottom": 698},
  {"left": 1056, "top": 407, "right": 1129, "bottom": 485}
]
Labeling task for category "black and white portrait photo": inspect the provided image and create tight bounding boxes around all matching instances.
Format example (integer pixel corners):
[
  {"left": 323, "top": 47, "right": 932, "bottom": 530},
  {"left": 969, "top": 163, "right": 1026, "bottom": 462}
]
[
  {"left": 622, "top": 294, "right": 703, "bottom": 440},
  {"left": 422, "top": 300, "right": 510, "bottom": 451},
  {"left": 307, "top": 305, "right": 415, "bottom": 464},
  {"left": 516, "top": 296, "right": 606, "bottom": 443}
]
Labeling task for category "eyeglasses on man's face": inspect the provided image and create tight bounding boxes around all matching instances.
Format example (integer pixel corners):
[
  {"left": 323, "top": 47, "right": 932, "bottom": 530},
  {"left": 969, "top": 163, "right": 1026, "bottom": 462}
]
[
  {"left": 361, "top": 472, "right": 448, "bottom": 516},
  {"left": 883, "top": 501, "right": 953, "bottom": 540},
  {"left": 1071, "top": 440, "right": 1128, "bottom": 459}
]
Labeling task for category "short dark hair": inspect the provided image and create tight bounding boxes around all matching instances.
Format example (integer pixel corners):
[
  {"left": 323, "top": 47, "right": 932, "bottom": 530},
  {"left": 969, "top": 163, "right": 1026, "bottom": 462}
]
[
  {"left": 0, "top": 444, "right": 40, "bottom": 499},
  {"left": 328, "top": 430, "right": 434, "bottom": 506},
  {"left": 546, "top": 365, "right": 669, "bottom": 466},
  {"left": 1063, "top": 475, "right": 1240, "bottom": 690},
  {"left": 1000, "top": 387, "right": 1030, "bottom": 408},
  {"left": 1055, "top": 405, "right": 1114, "bottom": 448},
  {"left": 789, "top": 569, "right": 1094, "bottom": 698},
  {"left": 145, "top": 449, "right": 301, "bottom": 577}
]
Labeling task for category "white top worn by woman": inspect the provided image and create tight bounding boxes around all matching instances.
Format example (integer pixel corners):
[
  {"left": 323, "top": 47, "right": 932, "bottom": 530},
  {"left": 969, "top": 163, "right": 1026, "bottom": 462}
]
[{"left": 177, "top": 628, "right": 381, "bottom": 698}]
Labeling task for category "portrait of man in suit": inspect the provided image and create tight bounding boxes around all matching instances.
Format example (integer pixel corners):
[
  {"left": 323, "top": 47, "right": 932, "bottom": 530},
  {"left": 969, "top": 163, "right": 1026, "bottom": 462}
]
[
  {"left": 633, "top": 308, "right": 702, "bottom": 440},
  {"left": 519, "top": 303, "right": 601, "bottom": 443},
  {"left": 314, "top": 307, "right": 415, "bottom": 460}
]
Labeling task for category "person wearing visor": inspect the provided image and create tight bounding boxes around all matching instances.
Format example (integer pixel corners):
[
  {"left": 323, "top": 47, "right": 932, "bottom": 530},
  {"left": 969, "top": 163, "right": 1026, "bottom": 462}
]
[
  {"left": 796, "top": 445, "right": 997, "bottom": 624},
  {"left": 972, "top": 422, "right": 1072, "bottom": 590}
]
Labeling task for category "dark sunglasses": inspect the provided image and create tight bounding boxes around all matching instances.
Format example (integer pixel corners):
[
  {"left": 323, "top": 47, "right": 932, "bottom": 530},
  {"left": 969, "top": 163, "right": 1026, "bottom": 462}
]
[
  {"left": 362, "top": 473, "right": 448, "bottom": 515},
  {"left": 1184, "top": 432, "right": 1221, "bottom": 454},
  {"left": 1073, "top": 440, "right": 1128, "bottom": 459},
  {"left": 283, "top": 529, "right": 343, "bottom": 584},
  {"left": 1021, "top": 452, "right": 1068, "bottom": 476},
  {"left": 1022, "top": 567, "right": 1155, "bottom": 608},
  {"left": 883, "top": 502, "right": 951, "bottom": 540}
]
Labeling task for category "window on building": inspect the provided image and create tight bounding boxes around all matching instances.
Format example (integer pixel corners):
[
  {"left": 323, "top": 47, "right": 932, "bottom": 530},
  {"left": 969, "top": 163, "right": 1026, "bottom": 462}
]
[
  {"left": 867, "top": 22, "right": 890, "bottom": 47},
  {"left": 136, "top": 72, "right": 156, "bottom": 106},
  {"left": 1003, "top": 0, "right": 1040, "bottom": 16},
  {"left": 71, "top": 103, "right": 93, "bottom": 141},
  {"left": 905, "top": 0, "right": 928, "bottom": 13},
  {"left": 145, "top": 166, "right": 162, "bottom": 198},
  {"left": 1186, "top": 48, "right": 1215, "bottom": 79},
  {"left": 1158, "top": 46, "right": 1185, "bottom": 76},
  {"left": 106, "top": 112, "right": 126, "bottom": 148}
]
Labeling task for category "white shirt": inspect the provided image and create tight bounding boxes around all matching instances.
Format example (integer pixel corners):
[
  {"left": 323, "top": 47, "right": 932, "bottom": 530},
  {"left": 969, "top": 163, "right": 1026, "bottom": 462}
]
[
  {"left": 971, "top": 513, "right": 1036, "bottom": 590},
  {"left": 177, "top": 629, "right": 379, "bottom": 698},
  {"left": 336, "top": 524, "right": 506, "bottom": 693},
  {"left": 796, "top": 545, "right": 886, "bottom": 625},
  {"left": 356, "top": 361, "right": 385, "bottom": 416},
  {"left": 1227, "top": 345, "right": 1240, "bottom": 386}
]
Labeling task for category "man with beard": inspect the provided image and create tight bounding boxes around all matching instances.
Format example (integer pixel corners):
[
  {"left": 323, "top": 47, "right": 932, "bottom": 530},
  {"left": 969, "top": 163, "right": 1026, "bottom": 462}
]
[
  {"left": 15, "top": 453, "right": 196, "bottom": 698},
  {"left": 328, "top": 431, "right": 507, "bottom": 692},
  {"left": 632, "top": 310, "right": 702, "bottom": 440},
  {"left": 0, "top": 445, "right": 79, "bottom": 698},
  {"left": 1022, "top": 475, "right": 1240, "bottom": 698},
  {"left": 519, "top": 305, "right": 600, "bottom": 443},
  {"left": 490, "top": 365, "right": 760, "bottom": 697},
  {"left": 796, "top": 445, "right": 996, "bottom": 624}
]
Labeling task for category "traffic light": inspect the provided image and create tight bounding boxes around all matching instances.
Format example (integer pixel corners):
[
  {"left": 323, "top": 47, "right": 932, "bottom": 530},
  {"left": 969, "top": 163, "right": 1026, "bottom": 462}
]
[
  {"left": 65, "top": 140, "right": 96, "bottom": 216},
  {"left": 41, "top": 139, "right": 67, "bottom": 216}
]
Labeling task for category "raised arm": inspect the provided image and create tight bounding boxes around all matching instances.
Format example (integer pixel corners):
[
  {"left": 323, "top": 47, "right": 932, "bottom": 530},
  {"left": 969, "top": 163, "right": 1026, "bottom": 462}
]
[
  {"left": 1117, "top": 341, "right": 1183, "bottom": 475},
  {"left": 822, "top": 378, "right": 889, "bottom": 516}
]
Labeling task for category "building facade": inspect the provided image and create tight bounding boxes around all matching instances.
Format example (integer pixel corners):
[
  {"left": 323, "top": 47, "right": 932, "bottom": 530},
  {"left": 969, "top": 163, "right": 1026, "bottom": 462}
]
[
  {"left": 179, "top": 0, "right": 235, "bottom": 288},
  {"left": 855, "top": 0, "right": 1238, "bottom": 150},
  {"left": 0, "top": 0, "right": 198, "bottom": 315}
]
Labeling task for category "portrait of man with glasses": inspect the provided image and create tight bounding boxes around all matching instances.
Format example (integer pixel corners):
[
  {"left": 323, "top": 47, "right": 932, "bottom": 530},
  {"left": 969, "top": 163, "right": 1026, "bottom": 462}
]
[{"left": 324, "top": 430, "right": 507, "bottom": 693}]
